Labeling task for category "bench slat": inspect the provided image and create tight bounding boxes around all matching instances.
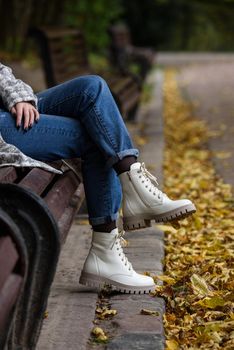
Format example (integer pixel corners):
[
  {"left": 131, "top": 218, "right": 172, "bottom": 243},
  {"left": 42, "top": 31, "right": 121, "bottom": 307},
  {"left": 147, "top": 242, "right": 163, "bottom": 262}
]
[
  {"left": 0, "top": 167, "right": 18, "bottom": 183},
  {"left": 0, "top": 274, "right": 23, "bottom": 333},
  {"left": 19, "top": 168, "right": 55, "bottom": 195},
  {"left": 58, "top": 184, "right": 85, "bottom": 243},
  {"left": 0, "top": 236, "right": 19, "bottom": 290},
  {"left": 44, "top": 171, "right": 79, "bottom": 222}
]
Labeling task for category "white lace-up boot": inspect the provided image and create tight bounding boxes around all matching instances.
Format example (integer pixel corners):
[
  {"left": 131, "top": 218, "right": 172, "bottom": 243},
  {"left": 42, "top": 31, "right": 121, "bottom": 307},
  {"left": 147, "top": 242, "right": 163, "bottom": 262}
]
[
  {"left": 79, "top": 228, "right": 155, "bottom": 293},
  {"left": 119, "top": 162, "right": 196, "bottom": 230}
]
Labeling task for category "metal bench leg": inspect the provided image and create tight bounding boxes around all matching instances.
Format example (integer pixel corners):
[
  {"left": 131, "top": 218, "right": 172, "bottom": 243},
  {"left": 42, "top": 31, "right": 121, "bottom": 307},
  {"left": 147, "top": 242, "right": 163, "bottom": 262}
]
[
  {"left": 0, "top": 209, "right": 28, "bottom": 349},
  {"left": 0, "top": 184, "right": 60, "bottom": 350}
]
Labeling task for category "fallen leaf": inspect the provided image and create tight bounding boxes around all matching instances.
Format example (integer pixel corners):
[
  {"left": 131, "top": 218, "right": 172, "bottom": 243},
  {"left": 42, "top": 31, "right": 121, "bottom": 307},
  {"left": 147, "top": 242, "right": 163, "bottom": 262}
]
[
  {"left": 156, "top": 224, "right": 177, "bottom": 233},
  {"left": 194, "top": 296, "right": 226, "bottom": 309},
  {"left": 214, "top": 151, "right": 232, "bottom": 159},
  {"left": 166, "top": 339, "right": 179, "bottom": 350},
  {"left": 91, "top": 327, "right": 108, "bottom": 342},
  {"left": 160, "top": 70, "right": 234, "bottom": 349},
  {"left": 190, "top": 274, "right": 211, "bottom": 297},
  {"left": 140, "top": 308, "right": 160, "bottom": 316},
  {"left": 154, "top": 275, "right": 176, "bottom": 285},
  {"left": 96, "top": 307, "right": 117, "bottom": 319}
]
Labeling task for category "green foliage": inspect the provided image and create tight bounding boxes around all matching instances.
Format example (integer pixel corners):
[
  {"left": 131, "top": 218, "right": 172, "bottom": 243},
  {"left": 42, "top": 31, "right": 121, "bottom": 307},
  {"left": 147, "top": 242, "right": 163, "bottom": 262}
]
[
  {"left": 0, "top": 0, "right": 122, "bottom": 56},
  {"left": 0, "top": 0, "right": 233, "bottom": 56},
  {"left": 123, "top": 0, "right": 234, "bottom": 51},
  {"left": 64, "top": 0, "right": 123, "bottom": 52}
]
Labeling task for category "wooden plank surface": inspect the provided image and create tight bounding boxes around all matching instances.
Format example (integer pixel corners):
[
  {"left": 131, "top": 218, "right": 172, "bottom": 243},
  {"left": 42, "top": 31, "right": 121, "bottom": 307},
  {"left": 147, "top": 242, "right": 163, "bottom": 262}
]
[
  {"left": 0, "top": 167, "right": 17, "bottom": 183},
  {"left": 19, "top": 168, "right": 55, "bottom": 195},
  {"left": 0, "top": 236, "right": 19, "bottom": 290},
  {"left": 0, "top": 274, "right": 22, "bottom": 332}
]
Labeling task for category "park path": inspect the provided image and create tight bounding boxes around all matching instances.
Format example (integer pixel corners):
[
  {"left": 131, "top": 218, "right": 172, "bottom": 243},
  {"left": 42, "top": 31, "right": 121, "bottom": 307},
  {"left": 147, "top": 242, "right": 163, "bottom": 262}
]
[{"left": 158, "top": 53, "right": 234, "bottom": 189}]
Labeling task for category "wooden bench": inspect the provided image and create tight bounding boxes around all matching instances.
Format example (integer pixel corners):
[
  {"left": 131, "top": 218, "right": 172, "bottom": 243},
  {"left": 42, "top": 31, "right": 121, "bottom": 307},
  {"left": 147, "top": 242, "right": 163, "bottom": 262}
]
[
  {"left": 0, "top": 161, "right": 85, "bottom": 349},
  {"left": 28, "top": 27, "right": 141, "bottom": 120},
  {"left": 108, "top": 23, "right": 155, "bottom": 80}
]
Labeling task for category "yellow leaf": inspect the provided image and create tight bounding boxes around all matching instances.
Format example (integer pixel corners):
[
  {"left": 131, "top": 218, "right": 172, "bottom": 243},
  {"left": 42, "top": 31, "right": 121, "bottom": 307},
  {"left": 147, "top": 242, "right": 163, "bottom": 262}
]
[
  {"left": 156, "top": 224, "right": 177, "bottom": 233},
  {"left": 76, "top": 219, "right": 89, "bottom": 225},
  {"left": 134, "top": 135, "right": 148, "bottom": 146},
  {"left": 140, "top": 308, "right": 160, "bottom": 316},
  {"left": 209, "top": 331, "right": 222, "bottom": 343},
  {"left": 190, "top": 274, "right": 211, "bottom": 297},
  {"left": 120, "top": 237, "right": 129, "bottom": 247},
  {"left": 214, "top": 151, "right": 232, "bottom": 159},
  {"left": 96, "top": 307, "right": 117, "bottom": 319},
  {"left": 155, "top": 275, "right": 176, "bottom": 285},
  {"left": 193, "top": 215, "right": 203, "bottom": 230},
  {"left": 91, "top": 327, "right": 108, "bottom": 342},
  {"left": 195, "top": 296, "right": 226, "bottom": 309},
  {"left": 170, "top": 220, "right": 181, "bottom": 229},
  {"left": 166, "top": 339, "right": 179, "bottom": 350}
]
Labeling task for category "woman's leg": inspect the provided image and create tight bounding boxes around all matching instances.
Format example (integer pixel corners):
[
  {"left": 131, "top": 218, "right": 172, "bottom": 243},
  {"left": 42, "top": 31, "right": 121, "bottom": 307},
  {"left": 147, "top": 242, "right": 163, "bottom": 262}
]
[
  {"left": 36, "top": 75, "right": 195, "bottom": 230},
  {"left": 0, "top": 109, "right": 122, "bottom": 227},
  {"left": 37, "top": 75, "right": 139, "bottom": 168},
  {"left": 0, "top": 106, "right": 156, "bottom": 293}
]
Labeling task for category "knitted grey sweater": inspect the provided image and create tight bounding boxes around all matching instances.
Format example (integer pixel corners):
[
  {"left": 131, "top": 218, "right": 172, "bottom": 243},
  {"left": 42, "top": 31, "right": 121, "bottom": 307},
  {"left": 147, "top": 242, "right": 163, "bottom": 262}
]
[
  {"left": 0, "top": 63, "right": 61, "bottom": 173},
  {"left": 0, "top": 63, "right": 38, "bottom": 110}
]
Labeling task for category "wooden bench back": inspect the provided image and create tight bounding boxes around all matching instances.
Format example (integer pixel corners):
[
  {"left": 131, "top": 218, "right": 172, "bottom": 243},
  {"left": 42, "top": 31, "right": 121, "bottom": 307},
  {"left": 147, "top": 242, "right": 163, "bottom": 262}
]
[
  {"left": 29, "top": 27, "right": 91, "bottom": 87},
  {"left": 29, "top": 26, "right": 141, "bottom": 120},
  {"left": 109, "top": 24, "right": 132, "bottom": 49}
]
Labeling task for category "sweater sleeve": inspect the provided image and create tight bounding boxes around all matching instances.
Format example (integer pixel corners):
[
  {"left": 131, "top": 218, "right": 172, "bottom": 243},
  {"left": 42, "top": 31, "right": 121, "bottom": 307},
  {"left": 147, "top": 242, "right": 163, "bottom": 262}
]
[{"left": 0, "top": 63, "right": 38, "bottom": 111}]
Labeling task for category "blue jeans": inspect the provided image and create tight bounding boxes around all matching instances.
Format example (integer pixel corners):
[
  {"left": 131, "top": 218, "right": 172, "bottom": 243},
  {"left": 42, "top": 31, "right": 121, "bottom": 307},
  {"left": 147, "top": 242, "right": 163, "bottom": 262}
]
[{"left": 0, "top": 75, "right": 139, "bottom": 225}]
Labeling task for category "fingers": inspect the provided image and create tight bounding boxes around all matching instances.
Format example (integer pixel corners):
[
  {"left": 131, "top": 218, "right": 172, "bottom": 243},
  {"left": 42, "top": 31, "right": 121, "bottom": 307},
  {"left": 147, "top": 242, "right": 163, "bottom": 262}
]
[
  {"left": 16, "top": 104, "right": 23, "bottom": 128},
  {"left": 11, "top": 106, "right": 17, "bottom": 115},
  {"left": 28, "top": 107, "right": 40, "bottom": 127},
  {"left": 29, "top": 108, "right": 35, "bottom": 127},
  {"left": 12, "top": 102, "right": 40, "bottom": 130},
  {"left": 35, "top": 108, "right": 40, "bottom": 122}
]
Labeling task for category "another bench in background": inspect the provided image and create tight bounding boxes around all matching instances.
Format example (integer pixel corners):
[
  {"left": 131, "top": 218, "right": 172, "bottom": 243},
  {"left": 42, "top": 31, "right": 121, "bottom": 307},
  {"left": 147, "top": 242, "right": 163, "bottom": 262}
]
[
  {"left": 28, "top": 27, "right": 141, "bottom": 120},
  {"left": 108, "top": 23, "right": 155, "bottom": 81}
]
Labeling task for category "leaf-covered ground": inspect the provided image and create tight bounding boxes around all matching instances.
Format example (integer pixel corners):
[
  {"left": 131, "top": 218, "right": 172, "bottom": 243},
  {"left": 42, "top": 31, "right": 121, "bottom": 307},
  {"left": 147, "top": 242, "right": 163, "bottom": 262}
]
[{"left": 153, "top": 70, "right": 234, "bottom": 350}]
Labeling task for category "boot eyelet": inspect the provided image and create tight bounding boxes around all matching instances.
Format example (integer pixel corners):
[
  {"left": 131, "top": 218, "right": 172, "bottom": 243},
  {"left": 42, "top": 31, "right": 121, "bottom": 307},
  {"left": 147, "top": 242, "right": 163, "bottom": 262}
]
[{"left": 139, "top": 175, "right": 142, "bottom": 178}]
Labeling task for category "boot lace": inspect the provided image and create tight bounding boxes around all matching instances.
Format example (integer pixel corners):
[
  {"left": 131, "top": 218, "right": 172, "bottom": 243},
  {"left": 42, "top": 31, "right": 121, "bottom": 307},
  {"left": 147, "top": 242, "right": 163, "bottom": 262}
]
[
  {"left": 112, "top": 230, "right": 132, "bottom": 271},
  {"left": 138, "top": 162, "right": 163, "bottom": 199}
]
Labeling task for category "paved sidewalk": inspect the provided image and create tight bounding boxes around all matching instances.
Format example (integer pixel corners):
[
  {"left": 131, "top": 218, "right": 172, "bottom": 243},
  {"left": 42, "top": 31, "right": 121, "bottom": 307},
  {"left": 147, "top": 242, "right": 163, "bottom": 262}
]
[
  {"left": 158, "top": 53, "right": 234, "bottom": 190},
  {"left": 37, "top": 69, "right": 165, "bottom": 350}
]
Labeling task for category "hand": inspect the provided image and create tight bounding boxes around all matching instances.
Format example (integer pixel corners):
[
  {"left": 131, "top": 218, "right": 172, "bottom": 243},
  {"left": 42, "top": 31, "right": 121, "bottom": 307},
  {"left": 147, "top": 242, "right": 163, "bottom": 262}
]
[{"left": 11, "top": 102, "right": 40, "bottom": 129}]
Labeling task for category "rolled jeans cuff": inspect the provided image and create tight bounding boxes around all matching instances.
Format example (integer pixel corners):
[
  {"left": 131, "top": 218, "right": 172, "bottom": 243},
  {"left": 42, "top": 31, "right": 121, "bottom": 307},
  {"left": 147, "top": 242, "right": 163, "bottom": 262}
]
[
  {"left": 89, "top": 212, "right": 119, "bottom": 226},
  {"left": 106, "top": 148, "right": 139, "bottom": 168}
]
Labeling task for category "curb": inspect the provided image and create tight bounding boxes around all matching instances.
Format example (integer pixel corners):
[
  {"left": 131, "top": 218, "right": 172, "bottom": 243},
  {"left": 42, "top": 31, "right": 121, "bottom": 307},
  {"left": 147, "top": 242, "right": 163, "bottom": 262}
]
[{"left": 94, "top": 68, "right": 166, "bottom": 350}]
